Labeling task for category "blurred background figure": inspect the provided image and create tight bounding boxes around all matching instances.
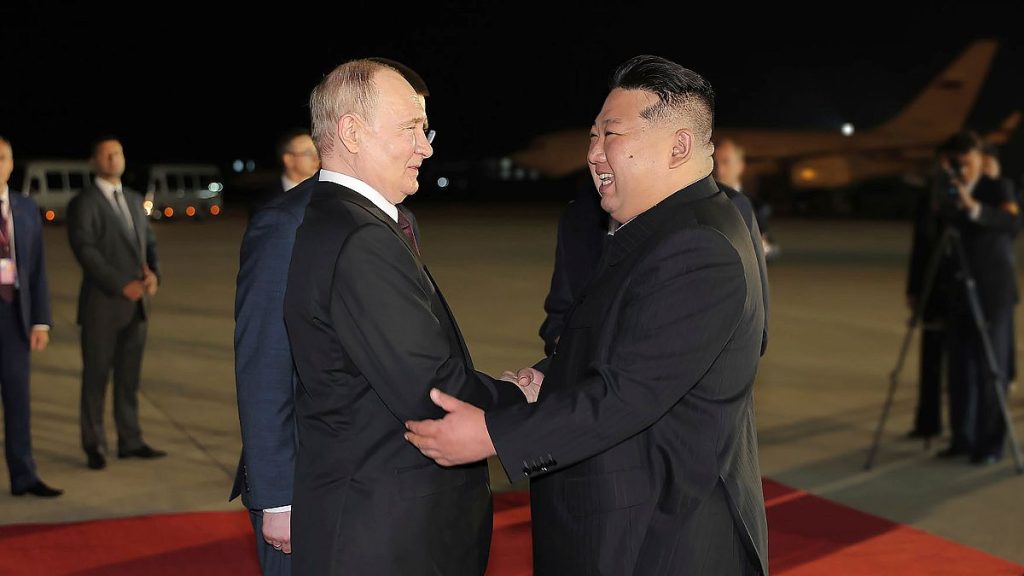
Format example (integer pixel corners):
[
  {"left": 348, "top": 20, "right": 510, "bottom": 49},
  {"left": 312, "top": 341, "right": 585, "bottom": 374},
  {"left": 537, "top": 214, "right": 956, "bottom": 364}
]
[
  {"left": 248, "top": 130, "right": 320, "bottom": 217},
  {"left": 905, "top": 143, "right": 959, "bottom": 440},
  {"left": 713, "top": 138, "right": 779, "bottom": 259},
  {"left": 937, "top": 131, "right": 1019, "bottom": 466},
  {"left": 0, "top": 136, "right": 61, "bottom": 498},
  {"left": 538, "top": 175, "right": 608, "bottom": 356}
]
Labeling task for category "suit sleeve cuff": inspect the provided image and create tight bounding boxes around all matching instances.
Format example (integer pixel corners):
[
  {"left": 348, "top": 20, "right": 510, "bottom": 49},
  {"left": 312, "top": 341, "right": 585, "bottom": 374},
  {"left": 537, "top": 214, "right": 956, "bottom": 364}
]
[
  {"left": 31, "top": 325, "right": 50, "bottom": 331},
  {"left": 969, "top": 203, "right": 982, "bottom": 221},
  {"left": 263, "top": 505, "right": 291, "bottom": 513}
]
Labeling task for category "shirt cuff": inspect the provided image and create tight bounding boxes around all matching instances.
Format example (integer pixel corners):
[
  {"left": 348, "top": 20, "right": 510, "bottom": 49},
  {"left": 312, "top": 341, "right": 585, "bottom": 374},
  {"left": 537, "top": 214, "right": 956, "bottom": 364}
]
[
  {"left": 264, "top": 505, "right": 291, "bottom": 513},
  {"left": 31, "top": 325, "right": 50, "bottom": 331},
  {"left": 968, "top": 203, "right": 982, "bottom": 221}
]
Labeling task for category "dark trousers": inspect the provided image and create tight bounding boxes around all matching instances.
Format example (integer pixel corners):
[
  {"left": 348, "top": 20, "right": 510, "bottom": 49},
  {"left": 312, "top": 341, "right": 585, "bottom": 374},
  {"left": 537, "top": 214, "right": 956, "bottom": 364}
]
[
  {"left": 948, "top": 307, "right": 1013, "bottom": 457},
  {"left": 79, "top": 308, "right": 147, "bottom": 454},
  {"left": 248, "top": 509, "right": 292, "bottom": 576},
  {"left": 0, "top": 296, "right": 38, "bottom": 491},
  {"left": 913, "top": 325, "right": 946, "bottom": 435}
]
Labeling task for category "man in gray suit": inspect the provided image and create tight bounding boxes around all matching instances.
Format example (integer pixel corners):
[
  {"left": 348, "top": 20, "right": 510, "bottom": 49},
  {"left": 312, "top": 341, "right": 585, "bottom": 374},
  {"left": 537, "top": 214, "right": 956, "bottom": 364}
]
[{"left": 67, "top": 137, "right": 165, "bottom": 470}]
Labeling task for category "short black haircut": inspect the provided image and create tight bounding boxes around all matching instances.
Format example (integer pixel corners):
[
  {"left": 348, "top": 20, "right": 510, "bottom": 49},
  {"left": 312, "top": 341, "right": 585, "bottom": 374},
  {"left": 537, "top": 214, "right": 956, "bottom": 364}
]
[
  {"left": 610, "top": 55, "right": 715, "bottom": 142},
  {"left": 277, "top": 128, "right": 312, "bottom": 160},
  {"left": 941, "top": 130, "right": 983, "bottom": 156},
  {"left": 367, "top": 57, "right": 430, "bottom": 97},
  {"left": 90, "top": 135, "right": 122, "bottom": 157}
]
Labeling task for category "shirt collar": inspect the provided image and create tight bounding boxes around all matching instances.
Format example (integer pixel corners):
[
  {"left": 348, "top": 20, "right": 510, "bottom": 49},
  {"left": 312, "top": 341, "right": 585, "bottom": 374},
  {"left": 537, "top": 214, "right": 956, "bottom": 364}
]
[{"left": 318, "top": 169, "right": 398, "bottom": 223}]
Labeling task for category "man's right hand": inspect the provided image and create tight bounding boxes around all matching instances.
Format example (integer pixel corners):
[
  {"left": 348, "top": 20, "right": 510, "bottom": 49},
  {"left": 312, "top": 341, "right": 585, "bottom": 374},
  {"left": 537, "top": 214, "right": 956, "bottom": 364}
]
[
  {"left": 263, "top": 510, "right": 292, "bottom": 554},
  {"left": 122, "top": 280, "right": 146, "bottom": 302},
  {"left": 501, "top": 367, "right": 544, "bottom": 403}
]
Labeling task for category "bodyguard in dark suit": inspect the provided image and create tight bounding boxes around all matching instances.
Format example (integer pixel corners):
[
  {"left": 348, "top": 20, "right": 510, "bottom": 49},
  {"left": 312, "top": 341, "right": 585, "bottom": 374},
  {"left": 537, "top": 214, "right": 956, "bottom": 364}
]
[
  {"left": 67, "top": 137, "right": 164, "bottom": 470},
  {"left": 905, "top": 167, "right": 955, "bottom": 438},
  {"left": 408, "top": 56, "right": 768, "bottom": 575},
  {"left": 0, "top": 136, "right": 61, "bottom": 498},
  {"left": 283, "top": 60, "right": 527, "bottom": 576},
  {"left": 939, "top": 131, "right": 1019, "bottom": 465}
]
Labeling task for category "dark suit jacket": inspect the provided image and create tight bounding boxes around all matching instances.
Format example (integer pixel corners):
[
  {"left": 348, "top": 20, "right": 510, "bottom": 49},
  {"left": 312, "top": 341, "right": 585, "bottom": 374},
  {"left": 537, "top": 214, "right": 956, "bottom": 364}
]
[
  {"left": 540, "top": 181, "right": 769, "bottom": 356},
  {"left": 67, "top": 184, "right": 159, "bottom": 327},
  {"left": 488, "top": 177, "right": 768, "bottom": 575},
  {"left": 283, "top": 180, "right": 522, "bottom": 575},
  {"left": 952, "top": 175, "right": 1019, "bottom": 317},
  {"left": 6, "top": 193, "right": 51, "bottom": 339},
  {"left": 230, "top": 177, "right": 316, "bottom": 509}
]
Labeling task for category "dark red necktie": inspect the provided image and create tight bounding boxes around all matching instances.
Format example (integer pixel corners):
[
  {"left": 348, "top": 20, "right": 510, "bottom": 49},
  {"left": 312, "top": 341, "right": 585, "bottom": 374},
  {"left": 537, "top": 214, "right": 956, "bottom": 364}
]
[
  {"left": 0, "top": 199, "right": 13, "bottom": 303},
  {"left": 397, "top": 211, "right": 420, "bottom": 255}
]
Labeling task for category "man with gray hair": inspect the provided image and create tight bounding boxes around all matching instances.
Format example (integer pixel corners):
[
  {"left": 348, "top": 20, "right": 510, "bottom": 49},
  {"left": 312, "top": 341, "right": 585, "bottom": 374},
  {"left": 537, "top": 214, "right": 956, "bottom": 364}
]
[{"left": 283, "top": 59, "right": 531, "bottom": 575}]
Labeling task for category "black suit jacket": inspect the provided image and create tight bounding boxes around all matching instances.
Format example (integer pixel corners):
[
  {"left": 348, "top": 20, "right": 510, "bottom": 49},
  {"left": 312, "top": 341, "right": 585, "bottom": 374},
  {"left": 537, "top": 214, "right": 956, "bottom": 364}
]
[
  {"left": 952, "top": 175, "right": 1019, "bottom": 317},
  {"left": 283, "top": 180, "right": 522, "bottom": 575},
  {"left": 67, "top": 184, "right": 159, "bottom": 327},
  {"left": 488, "top": 177, "right": 768, "bottom": 575},
  {"left": 540, "top": 181, "right": 769, "bottom": 357}
]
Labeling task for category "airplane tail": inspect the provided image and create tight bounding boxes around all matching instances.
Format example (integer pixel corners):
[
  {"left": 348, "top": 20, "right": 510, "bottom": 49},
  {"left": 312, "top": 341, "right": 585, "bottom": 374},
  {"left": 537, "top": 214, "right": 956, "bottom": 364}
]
[{"left": 876, "top": 40, "right": 998, "bottom": 142}]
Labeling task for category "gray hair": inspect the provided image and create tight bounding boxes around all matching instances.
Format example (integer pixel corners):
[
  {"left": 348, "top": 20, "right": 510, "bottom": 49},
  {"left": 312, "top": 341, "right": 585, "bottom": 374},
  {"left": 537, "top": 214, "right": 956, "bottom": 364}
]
[{"left": 309, "top": 59, "right": 397, "bottom": 157}]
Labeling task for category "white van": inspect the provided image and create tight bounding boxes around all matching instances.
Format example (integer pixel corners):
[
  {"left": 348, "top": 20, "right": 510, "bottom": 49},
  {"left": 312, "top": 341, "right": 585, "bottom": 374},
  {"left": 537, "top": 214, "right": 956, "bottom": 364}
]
[
  {"left": 144, "top": 164, "right": 225, "bottom": 220},
  {"left": 19, "top": 160, "right": 93, "bottom": 222}
]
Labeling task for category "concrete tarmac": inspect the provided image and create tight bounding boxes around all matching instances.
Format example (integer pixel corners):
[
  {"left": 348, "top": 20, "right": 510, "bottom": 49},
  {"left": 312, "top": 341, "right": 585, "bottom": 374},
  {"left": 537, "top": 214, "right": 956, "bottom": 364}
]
[{"left": 2, "top": 202, "right": 1022, "bottom": 564}]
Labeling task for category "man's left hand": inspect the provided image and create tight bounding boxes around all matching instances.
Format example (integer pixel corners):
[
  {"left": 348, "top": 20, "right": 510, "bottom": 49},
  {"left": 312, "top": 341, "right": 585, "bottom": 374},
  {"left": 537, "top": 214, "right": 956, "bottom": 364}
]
[
  {"left": 405, "top": 388, "right": 496, "bottom": 466},
  {"left": 30, "top": 328, "right": 49, "bottom": 351}
]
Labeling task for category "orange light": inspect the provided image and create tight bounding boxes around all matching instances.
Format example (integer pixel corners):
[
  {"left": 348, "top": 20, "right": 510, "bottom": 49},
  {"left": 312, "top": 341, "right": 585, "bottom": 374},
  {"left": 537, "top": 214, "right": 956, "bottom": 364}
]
[
  {"left": 186, "top": 206, "right": 196, "bottom": 217},
  {"left": 163, "top": 207, "right": 174, "bottom": 218},
  {"left": 45, "top": 210, "right": 56, "bottom": 221},
  {"left": 210, "top": 205, "right": 221, "bottom": 216}
]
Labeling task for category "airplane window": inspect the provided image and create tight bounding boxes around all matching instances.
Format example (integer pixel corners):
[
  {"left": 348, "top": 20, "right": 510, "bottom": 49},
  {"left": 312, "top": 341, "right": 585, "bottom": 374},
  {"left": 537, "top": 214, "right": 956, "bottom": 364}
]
[
  {"left": 167, "top": 174, "right": 181, "bottom": 190},
  {"left": 29, "top": 177, "right": 40, "bottom": 194},
  {"left": 69, "top": 172, "right": 85, "bottom": 190}
]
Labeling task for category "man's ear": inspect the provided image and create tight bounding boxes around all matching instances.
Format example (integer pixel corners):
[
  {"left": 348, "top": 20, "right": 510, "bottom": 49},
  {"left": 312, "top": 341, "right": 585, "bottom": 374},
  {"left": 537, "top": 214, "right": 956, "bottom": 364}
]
[
  {"left": 339, "top": 114, "right": 362, "bottom": 154},
  {"left": 669, "top": 128, "right": 693, "bottom": 169}
]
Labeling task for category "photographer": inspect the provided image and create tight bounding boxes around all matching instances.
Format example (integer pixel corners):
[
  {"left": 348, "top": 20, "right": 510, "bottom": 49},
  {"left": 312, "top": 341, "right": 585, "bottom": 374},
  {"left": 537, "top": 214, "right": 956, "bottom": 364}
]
[{"left": 938, "top": 131, "right": 1019, "bottom": 465}]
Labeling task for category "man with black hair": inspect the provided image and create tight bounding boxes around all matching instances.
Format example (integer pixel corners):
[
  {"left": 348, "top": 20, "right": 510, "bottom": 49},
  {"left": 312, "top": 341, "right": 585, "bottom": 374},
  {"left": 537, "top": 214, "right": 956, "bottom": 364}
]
[{"left": 938, "top": 131, "right": 1019, "bottom": 465}]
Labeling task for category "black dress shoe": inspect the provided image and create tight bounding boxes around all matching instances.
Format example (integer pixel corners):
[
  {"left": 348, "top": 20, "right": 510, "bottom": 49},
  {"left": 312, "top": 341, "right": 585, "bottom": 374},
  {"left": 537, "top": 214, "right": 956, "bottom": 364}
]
[
  {"left": 86, "top": 451, "right": 107, "bottom": 470},
  {"left": 937, "top": 446, "right": 968, "bottom": 459},
  {"left": 118, "top": 445, "right": 167, "bottom": 459},
  {"left": 970, "top": 453, "right": 1001, "bottom": 466},
  {"left": 12, "top": 480, "right": 64, "bottom": 498}
]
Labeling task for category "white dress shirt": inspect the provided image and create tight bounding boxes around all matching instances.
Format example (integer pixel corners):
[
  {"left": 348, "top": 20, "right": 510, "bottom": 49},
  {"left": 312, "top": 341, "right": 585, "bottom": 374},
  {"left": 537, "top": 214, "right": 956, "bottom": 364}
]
[{"left": 318, "top": 170, "right": 398, "bottom": 223}]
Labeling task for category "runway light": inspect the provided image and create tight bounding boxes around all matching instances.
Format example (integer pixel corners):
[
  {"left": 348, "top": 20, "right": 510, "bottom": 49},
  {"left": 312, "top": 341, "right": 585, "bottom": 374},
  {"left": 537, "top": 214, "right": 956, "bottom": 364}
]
[
  {"left": 163, "top": 207, "right": 174, "bottom": 218},
  {"left": 232, "top": 160, "right": 244, "bottom": 173},
  {"left": 245, "top": 160, "right": 256, "bottom": 172},
  {"left": 186, "top": 206, "right": 196, "bottom": 217},
  {"left": 799, "top": 168, "right": 818, "bottom": 182},
  {"left": 45, "top": 210, "right": 55, "bottom": 221},
  {"left": 210, "top": 205, "right": 221, "bottom": 216},
  {"left": 842, "top": 123, "right": 855, "bottom": 136},
  {"left": 437, "top": 176, "right": 449, "bottom": 188}
]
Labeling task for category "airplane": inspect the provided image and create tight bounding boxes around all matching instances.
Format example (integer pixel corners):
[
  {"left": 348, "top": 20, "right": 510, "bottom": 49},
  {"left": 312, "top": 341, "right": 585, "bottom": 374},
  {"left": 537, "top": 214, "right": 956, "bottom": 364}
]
[{"left": 508, "top": 39, "right": 1010, "bottom": 195}]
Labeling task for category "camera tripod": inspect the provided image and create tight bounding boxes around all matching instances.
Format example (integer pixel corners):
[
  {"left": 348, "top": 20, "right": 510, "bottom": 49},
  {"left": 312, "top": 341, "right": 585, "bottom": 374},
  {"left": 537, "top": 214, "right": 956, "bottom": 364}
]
[{"left": 865, "top": 224, "right": 1023, "bottom": 473}]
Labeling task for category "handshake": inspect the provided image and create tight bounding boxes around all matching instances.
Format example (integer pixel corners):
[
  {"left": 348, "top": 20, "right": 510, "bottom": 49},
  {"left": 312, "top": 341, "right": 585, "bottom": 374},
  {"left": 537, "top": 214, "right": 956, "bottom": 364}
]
[
  {"left": 499, "top": 366, "right": 544, "bottom": 403},
  {"left": 404, "top": 366, "right": 544, "bottom": 467}
]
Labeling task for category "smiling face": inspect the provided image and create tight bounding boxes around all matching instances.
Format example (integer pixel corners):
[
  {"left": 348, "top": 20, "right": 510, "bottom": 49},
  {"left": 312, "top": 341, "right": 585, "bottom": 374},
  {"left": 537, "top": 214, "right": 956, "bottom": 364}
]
[
  {"left": 356, "top": 70, "right": 433, "bottom": 204},
  {"left": 587, "top": 88, "right": 676, "bottom": 224}
]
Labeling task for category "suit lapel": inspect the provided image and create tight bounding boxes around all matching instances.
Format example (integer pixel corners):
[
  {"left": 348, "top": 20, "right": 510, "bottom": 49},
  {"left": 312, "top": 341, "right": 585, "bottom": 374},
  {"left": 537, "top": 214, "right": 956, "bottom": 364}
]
[
  {"left": 10, "top": 193, "right": 30, "bottom": 280},
  {"left": 328, "top": 183, "right": 423, "bottom": 267},
  {"left": 89, "top": 186, "right": 142, "bottom": 260}
]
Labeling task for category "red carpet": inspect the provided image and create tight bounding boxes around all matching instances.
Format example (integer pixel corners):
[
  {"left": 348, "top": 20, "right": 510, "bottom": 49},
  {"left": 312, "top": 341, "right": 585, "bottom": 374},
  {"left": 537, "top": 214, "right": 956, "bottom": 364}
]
[{"left": 1, "top": 480, "right": 1020, "bottom": 575}]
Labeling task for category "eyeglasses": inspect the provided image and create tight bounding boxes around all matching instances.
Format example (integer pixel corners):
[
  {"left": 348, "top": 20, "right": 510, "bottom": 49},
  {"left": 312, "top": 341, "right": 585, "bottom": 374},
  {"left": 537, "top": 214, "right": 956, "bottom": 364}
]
[
  {"left": 425, "top": 129, "right": 436, "bottom": 145},
  {"left": 286, "top": 149, "right": 318, "bottom": 159}
]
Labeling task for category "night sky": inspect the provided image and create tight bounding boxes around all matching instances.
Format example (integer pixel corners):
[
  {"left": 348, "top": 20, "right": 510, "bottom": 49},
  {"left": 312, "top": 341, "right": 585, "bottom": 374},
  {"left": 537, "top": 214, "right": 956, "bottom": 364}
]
[{"left": 2, "top": 3, "right": 1022, "bottom": 179}]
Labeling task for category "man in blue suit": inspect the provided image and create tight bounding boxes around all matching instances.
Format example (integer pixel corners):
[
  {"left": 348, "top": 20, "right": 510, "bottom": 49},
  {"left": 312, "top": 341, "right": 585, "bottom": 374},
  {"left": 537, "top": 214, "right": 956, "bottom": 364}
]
[
  {"left": 0, "top": 136, "right": 61, "bottom": 498},
  {"left": 230, "top": 61, "right": 429, "bottom": 574}
]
